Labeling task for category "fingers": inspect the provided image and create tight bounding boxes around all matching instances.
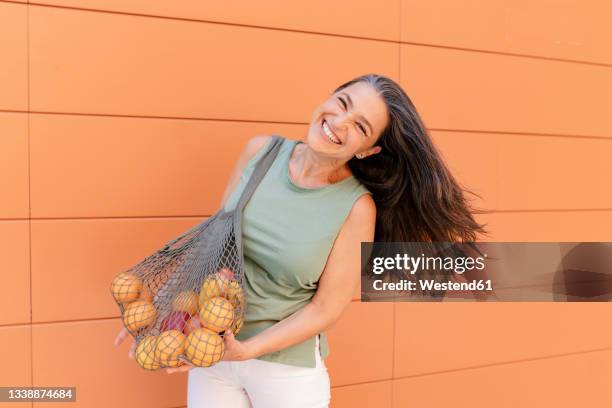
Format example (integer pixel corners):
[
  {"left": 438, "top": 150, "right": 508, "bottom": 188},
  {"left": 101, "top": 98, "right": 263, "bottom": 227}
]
[
  {"left": 114, "top": 327, "right": 136, "bottom": 361},
  {"left": 113, "top": 332, "right": 124, "bottom": 347},
  {"left": 166, "top": 364, "right": 194, "bottom": 374},
  {"left": 115, "top": 327, "right": 130, "bottom": 346},
  {"left": 177, "top": 356, "right": 195, "bottom": 368},
  {"left": 224, "top": 329, "right": 234, "bottom": 341},
  {"left": 128, "top": 341, "right": 137, "bottom": 359},
  {"left": 114, "top": 327, "right": 129, "bottom": 347},
  {"left": 165, "top": 366, "right": 181, "bottom": 374}
]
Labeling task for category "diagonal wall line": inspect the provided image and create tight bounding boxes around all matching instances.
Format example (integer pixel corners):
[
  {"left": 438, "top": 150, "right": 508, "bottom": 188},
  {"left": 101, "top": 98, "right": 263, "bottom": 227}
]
[
  {"left": 393, "top": 346, "right": 612, "bottom": 382},
  {"left": 1, "top": 109, "right": 611, "bottom": 142},
  {"left": 0, "top": 0, "right": 608, "bottom": 67}
]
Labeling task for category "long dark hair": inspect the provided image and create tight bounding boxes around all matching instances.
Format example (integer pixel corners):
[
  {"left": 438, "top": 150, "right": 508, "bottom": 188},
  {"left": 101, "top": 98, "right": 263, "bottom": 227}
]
[{"left": 335, "top": 73, "right": 488, "bottom": 244}]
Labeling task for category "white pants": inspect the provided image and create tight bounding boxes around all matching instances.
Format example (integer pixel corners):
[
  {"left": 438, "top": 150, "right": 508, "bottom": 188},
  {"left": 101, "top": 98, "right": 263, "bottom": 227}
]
[{"left": 187, "top": 335, "right": 331, "bottom": 408}]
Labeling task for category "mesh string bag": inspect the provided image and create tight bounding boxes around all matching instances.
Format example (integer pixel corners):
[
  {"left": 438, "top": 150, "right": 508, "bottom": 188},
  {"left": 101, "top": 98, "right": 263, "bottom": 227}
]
[{"left": 110, "top": 135, "right": 284, "bottom": 370}]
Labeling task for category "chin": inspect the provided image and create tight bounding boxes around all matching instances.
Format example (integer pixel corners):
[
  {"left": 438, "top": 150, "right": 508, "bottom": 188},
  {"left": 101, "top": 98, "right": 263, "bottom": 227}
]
[
  {"left": 305, "top": 121, "right": 337, "bottom": 154},
  {"left": 304, "top": 124, "right": 325, "bottom": 151}
]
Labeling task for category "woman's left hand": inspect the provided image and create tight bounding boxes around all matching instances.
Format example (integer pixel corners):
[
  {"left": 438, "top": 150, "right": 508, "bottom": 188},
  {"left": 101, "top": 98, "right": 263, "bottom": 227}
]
[{"left": 221, "top": 329, "right": 253, "bottom": 361}]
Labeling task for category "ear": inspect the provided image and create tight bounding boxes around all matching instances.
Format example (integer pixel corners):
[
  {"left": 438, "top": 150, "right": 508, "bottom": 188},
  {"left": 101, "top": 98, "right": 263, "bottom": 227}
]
[{"left": 366, "top": 146, "right": 382, "bottom": 157}]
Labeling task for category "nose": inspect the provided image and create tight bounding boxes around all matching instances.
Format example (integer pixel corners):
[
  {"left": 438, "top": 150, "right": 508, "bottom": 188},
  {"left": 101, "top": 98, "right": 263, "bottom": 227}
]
[{"left": 332, "top": 111, "right": 358, "bottom": 131}]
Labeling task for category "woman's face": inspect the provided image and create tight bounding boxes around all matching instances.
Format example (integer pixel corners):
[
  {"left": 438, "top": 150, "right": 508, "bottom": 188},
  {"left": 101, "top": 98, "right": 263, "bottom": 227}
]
[{"left": 306, "top": 81, "right": 389, "bottom": 160}]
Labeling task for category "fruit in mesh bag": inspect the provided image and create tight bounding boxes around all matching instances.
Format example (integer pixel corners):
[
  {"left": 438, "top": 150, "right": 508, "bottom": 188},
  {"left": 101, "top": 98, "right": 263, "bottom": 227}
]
[
  {"left": 224, "top": 281, "right": 245, "bottom": 335},
  {"left": 186, "top": 316, "right": 203, "bottom": 334},
  {"left": 199, "top": 296, "right": 235, "bottom": 333},
  {"left": 155, "top": 330, "right": 186, "bottom": 367},
  {"left": 199, "top": 272, "right": 231, "bottom": 304},
  {"left": 111, "top": 272, "right": 142, "bottom": 304},
  {"left": 226, "top": 281, "right": 245, "bottom": 310},
  {"left": 232, "top": 314, "right": 244, "bottom": 335},
  {"left": 184, "top": 328, "right": 225, "bottom": 367},
  {"left": 160, "top": 311, "right": 191, "bottom": 333},
  {"left": 139, "top": 286, "right": 153, "bottom": 302},
  {"left": 172, "top": 291, "right": 199, "bottom": 315},
  {"left": 123, "top": 300, "right": 157, "bottom": 332},
  {"left": 135, "top": 335, "right": 161, "bottom": 370},
  {"left": 217, "top": 267, "right": 234, "bottom": 281}
]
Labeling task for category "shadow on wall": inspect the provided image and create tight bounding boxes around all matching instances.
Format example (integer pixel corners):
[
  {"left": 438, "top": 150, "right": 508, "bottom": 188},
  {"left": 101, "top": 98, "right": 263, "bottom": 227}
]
[{"left": 553, "top": 242, "right": 612, "bottom": 301}]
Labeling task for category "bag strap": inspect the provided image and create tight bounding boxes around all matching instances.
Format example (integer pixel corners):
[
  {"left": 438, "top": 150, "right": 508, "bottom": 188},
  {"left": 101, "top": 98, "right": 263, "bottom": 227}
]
[{"left": 235, "top": 135, "right": 285, "bottom": 212}]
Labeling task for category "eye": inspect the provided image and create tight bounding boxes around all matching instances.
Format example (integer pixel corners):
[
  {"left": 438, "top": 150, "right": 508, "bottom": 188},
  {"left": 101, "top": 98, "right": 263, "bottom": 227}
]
[
  {"left": 337, "top": 97, "right": 367, "bottom": 136},
  {"left": 357, "top": 123, "right": 367, "bottom": 135}
]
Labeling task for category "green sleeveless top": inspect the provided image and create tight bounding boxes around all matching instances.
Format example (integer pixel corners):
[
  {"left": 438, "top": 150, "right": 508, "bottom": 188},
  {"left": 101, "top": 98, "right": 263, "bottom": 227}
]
[{"left": 223, "top": 136, "right": 371, "bottom": 368}]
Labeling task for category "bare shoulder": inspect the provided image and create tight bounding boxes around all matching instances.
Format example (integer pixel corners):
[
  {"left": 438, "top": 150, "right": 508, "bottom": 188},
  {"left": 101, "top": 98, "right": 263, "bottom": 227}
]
[
  {"left": 338, "top": 193, "right": 377, "bottom": 242},
  {"left": 218, "top": 135, "right": 275, "bottom": 208},
  {"left": 241, "top": 135, "right": 274, "bottom": 162},
  {"left": 347, "top": 193, "right": 376, "bottom": 222}
]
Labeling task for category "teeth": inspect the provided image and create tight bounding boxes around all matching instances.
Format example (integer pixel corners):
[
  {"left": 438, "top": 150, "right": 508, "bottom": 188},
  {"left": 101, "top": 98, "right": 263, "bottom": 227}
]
[{"left": 323, "top": 121, "right": 341, "bottom": 145}]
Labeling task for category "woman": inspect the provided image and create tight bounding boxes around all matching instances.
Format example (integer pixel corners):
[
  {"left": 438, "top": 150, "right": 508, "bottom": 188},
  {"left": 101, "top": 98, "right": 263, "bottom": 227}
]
[{"left": 114, "top": 73, "right": 486, "bottom": 407}]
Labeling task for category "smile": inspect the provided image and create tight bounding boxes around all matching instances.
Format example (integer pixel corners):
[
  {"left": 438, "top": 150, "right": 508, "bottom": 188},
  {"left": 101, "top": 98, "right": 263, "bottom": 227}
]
[{"left": 322, "top": 120, "right": 341, "bottom": 145}]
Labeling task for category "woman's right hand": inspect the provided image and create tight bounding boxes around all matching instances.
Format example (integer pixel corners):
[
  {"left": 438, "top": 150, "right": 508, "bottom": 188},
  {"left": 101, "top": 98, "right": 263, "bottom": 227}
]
[{"left": 114, "top": 327, "right": 137, "bottom": 359}]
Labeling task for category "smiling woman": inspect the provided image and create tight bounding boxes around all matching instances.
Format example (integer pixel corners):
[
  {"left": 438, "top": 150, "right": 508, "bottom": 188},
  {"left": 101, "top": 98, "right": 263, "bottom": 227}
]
[
  {"left": 188, "top": 74, "right": 486, "bottom": 408},
  {"left": 114, "top": 73, "right": 487, "bottom": 408}
]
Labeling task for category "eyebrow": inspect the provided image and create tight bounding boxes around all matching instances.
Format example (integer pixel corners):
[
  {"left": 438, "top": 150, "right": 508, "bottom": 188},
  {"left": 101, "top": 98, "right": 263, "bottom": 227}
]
[{"left": 340, "top": 91, "right": 373, "bottom": 137}]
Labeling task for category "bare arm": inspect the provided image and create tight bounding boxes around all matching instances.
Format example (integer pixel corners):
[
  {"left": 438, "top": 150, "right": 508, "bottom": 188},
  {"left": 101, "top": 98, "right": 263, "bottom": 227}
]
[{"left": 239, "top": 193, "right": 376, "bottom": 359}]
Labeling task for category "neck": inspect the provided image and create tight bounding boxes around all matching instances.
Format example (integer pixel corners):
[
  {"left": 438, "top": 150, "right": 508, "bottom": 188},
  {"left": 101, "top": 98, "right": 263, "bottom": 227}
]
[{"left": 289, "top": 143, "right": 351, "bottom": 187}]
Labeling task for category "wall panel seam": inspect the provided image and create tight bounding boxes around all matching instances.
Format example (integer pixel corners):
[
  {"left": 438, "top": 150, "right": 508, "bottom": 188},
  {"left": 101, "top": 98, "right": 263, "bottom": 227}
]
[
  {"left": 394, "top": 346, "right": 612, "bottom": 381},
  {"left": 26, "top": 2, "right": 395, "bottom": 43},
  {"left": 330, "top": 378, "right": 393, "bottom": 390},
  {"left": 4, "top": 208, "right": 612, "bottom": 222},
  {"left": 27, "top": 0, "right": 34, "bottom": 392},
  {"left": 3, "top": 110, "right": 611, "bottom": 141},
  {"left": 14, "top": 1, "right": 612, "bottom": 67}
]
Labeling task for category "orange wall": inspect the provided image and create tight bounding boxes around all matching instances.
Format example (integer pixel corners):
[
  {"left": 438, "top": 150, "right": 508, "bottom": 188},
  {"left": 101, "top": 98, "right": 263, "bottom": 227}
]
[{"left": 1, "top": 1, "right": 612, "bottom": 407}]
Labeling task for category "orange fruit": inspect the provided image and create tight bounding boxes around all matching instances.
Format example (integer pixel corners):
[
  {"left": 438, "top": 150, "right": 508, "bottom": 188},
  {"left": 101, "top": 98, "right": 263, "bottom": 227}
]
[
  {"left": 123, "top": 300, "right": 157, "bottom": 332},
  {"left": 135, "top": 335, "right": 160, "bottom": 370},
  {"left": 111, "top": 272, "right": 142, "bottom": 303},
  {"left": 172, "top": 291, "right": 199, "bottom": 315},
  {"left": 155, "top": 330, "right": 186, "bottom": 367},
  {"left": 226, "top": 281, "right": 245, "bottom": 311},
  {"left": 139, "top": 286, "right": 153, "bottom": 302},
  {"left": 199, "top": 275, "right": 230, "bottom": 305},
  {"left": 185, "top": 316, "right": 202, "bottom": 335},
  {"left": 232, "top": 315, "right": 244, "bottom": 335},
  {"left": 217, "top": 267, "right": 234, "bottom": 281},
  {"left": 184, "top": 328, "right": 224, "bottom": 367},
  {"left": 199, "top": 297, "right": 234, "bottom": 333}
]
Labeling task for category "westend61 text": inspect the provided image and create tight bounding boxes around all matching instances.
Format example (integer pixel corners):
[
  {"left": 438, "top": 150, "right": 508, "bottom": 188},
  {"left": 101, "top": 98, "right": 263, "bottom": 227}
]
[{"left": 373, "top": 279, "right": 493, "bottom": 291}]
